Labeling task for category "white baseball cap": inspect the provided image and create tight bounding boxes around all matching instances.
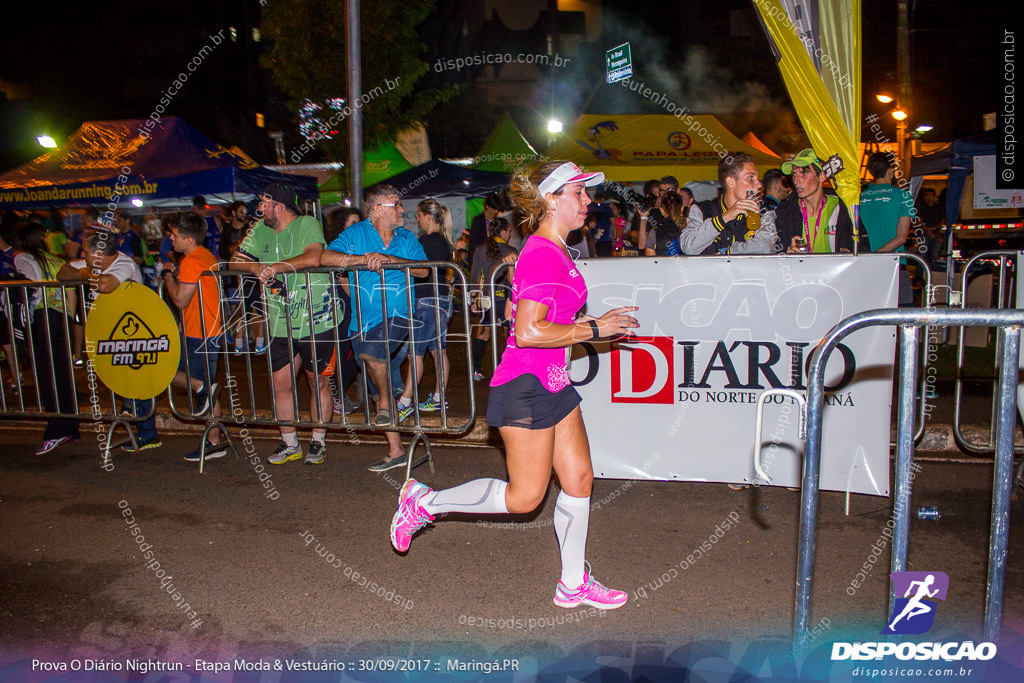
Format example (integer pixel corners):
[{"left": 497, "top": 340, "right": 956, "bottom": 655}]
[{"left": 537, "top": 162, "right": 605, "bottom": 197}]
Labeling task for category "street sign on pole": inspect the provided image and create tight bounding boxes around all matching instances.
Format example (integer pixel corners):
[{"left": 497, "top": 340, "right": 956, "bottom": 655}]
[{"left": 606, "top": 43, "right": 632, "bottom": 84}]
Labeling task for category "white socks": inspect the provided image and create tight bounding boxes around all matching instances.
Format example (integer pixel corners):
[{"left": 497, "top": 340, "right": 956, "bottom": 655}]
[
  {"left": 553, "top": 491, "right": 590, "bottom": 588},
  {"left": 282, "top": 431, "right": 299, "bottom": 448},
  {"left": 421, "top": 478, "right": 508, "bottom": 515}
]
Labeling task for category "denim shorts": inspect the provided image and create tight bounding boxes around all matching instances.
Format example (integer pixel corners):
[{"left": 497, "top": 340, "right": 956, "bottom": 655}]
[
  {"left": 409, "top": 296, "right": 452, "bottom": 357},
  {"left": 352, "top": 316, "right": 411, "bottom": 363}
]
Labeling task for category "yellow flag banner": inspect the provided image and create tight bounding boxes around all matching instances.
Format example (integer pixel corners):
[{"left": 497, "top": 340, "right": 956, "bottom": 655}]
[
  {"left": 85, "top": 282, "right": 180, "bottom": 399},
  {"left": 752, "top": 0, "right": 862, "bottom": 215}
]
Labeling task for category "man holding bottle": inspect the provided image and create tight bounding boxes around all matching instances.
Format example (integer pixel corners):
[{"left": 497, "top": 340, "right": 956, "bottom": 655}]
[{"left": 679, "top": 152, "right": 777, "bottom": 255}]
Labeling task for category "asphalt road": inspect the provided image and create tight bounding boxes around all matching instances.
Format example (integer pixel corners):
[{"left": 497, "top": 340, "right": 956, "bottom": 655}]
[{"left": 1, "top": 426, "right": 1022, "bottom": 681}]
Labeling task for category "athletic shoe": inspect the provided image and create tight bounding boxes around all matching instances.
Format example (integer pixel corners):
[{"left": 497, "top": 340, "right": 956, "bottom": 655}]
[
  {"left": 253, "top": 342, "right": 268, "bottom": 354},
  {"left": 553, "top": 564, "right": 628, "bottom": 610},
  {"left": 390, "top": 479, "right": 435, "bottom": 552},
  {"left": 193, "top": 382, "right": 219, "bottom": 416},
  {"left": 123, "top": 436, "right": 162, "bottom": 453},
  {"left": 305, "top": 441, "right": 326, "bottom": 465},
  {"left": 333, "top": 392, "right": 360, "bottom": 415},
  {"left": 232, "top": 344, "right": 246, "bottom": 355},
  {"left": 396, "top": 402, "right": 414, "bottom": 422},
  {"left": 268, "top": 441, "right": 303, "bottom": 465},
  {"left": 183, "top": 441, "right": 229, "bottom": 462},
  {"left": 372, "top": 409, "right": 392, "bottom": 426},
  {"left": 368, "top": 453, "right": 407, "bottom": 472},
  {"left": 472, "top": 370, "right": 486, "bottom": 382},
  {"left": 418, "top": 396, "right": 448, "bottom": 412},
  {"left": 35, "top": 436, "right": 77, "bottom": 455}
]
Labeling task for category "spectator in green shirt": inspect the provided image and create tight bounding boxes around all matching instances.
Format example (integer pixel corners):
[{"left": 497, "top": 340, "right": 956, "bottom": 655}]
[{"left": 231, "top": 183, "right": 337, "bottom": 466}]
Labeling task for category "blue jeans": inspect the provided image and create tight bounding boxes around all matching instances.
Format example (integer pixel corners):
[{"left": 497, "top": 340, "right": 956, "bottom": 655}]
[{"left": 131, "top": 399, "right": 159, "bottom": 442}]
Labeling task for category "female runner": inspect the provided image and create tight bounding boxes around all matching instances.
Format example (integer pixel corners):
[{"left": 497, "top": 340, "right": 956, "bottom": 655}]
[{"left": 390, "top": 161, "right": 639, "bottom": 609}]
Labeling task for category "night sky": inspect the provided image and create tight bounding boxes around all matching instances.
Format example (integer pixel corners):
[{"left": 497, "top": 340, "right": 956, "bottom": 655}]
[{"left": 0, "top": 0, "right": 1010, "bottom": 171}]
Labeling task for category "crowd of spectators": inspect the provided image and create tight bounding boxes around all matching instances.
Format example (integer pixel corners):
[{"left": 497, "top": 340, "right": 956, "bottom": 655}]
[{"left": 0, "top": 146, "right": 949, "bottom": 463}]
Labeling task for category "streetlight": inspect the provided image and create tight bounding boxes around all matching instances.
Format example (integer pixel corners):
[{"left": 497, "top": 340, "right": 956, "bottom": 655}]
[
  {"left": 875, "top": 94, "right": 909, "bottom": 168},
  {"left": 547, "top": 118, "right": 563, "bottom": 134},
  {"left": 37, "top": 135, "right": 57, "bottom": 148}
]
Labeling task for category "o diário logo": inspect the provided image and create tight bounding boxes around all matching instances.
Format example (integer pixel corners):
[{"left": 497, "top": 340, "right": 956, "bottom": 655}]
[
  {"left": 85, "top": 282, "right": 180, "bottom": 399},
  {"left": 610, "top": 336, "right": 675, "bottom": 404}
]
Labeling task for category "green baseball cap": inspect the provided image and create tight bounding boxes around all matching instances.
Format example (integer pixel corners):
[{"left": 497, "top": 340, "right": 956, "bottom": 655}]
[{"left": 782, "top": 148, "right": 824, "bottom": 175}]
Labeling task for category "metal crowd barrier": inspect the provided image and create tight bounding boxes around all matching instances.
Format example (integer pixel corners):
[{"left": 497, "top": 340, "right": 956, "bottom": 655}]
[
  {"left": 753, "top": 307, "right": 1024, "bottom": 650},
  {"left": 485, "top": 261, "right": 513, "bottom": 371},
  {"left": 175, "top": 262, "right": 475, "bottom": 476},
  {"left": 0, "top": 279, "right": 153, "bottom": 461},
  {"left": 951, "top": 250, "right": 1021, "bottom": 455}
]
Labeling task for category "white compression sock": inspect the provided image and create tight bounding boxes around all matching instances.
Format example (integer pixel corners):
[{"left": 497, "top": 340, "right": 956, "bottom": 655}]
[
  {"left": 421, "top": 478, "right": 508, "bottom": 515},
  {"left": 553, "top": 490, "right": 590, "bottom": 588}
]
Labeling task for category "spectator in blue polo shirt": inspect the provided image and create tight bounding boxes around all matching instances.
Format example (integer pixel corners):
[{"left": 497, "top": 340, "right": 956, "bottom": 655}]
[{"left": 321, "top": 184, "right": 428, "bottom": 472}]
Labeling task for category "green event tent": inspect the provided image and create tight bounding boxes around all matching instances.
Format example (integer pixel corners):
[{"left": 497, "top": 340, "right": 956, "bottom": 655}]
[{"left": 472, "top": 112, "right": 542, "bottom": 172}]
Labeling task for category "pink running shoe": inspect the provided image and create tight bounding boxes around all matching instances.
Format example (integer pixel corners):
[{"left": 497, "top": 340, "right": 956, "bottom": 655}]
[
  {"left": 553, "top": 564, "right": 628, "bottom": 610},
  {"left": 390, "top": 479, "right": 435, "bottom": 552}
]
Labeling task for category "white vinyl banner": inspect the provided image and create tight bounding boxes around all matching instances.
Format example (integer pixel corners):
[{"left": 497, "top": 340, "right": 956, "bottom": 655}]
[{"left": 569, "top": 254, "right": 900, "bottom": 495}]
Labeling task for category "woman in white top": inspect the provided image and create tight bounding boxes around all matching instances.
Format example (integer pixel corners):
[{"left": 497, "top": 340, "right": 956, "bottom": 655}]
[{"left": 13, "top": 221, "right": 79, "bottom": 455}]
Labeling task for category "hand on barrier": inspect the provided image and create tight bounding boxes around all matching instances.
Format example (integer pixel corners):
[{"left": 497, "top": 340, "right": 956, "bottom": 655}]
[
  {"left": 256, "top": 264, "right": 278, "bottom": 285},
  {"left": 365, "top": 252, "right": 392, "bottom": 272}
]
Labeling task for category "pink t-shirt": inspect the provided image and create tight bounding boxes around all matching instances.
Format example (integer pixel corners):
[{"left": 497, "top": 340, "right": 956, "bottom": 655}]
[{"left": 490, "top": 235, "right": 588, "bottom": 392}]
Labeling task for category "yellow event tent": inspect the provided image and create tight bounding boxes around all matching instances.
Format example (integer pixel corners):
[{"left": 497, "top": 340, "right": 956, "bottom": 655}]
[{"left": 544, "top": 114, "right": 784, "bottom": 184}]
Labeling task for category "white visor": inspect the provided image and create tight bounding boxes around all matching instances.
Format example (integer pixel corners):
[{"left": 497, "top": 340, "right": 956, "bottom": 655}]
[{"left": 537, "top": 162, "right": 605, "bottom": 197}]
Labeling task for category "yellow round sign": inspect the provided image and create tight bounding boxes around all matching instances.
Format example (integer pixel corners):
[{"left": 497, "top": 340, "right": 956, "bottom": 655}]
[{"left": 85, "top": 282, "right": 181, "bottom": 400}]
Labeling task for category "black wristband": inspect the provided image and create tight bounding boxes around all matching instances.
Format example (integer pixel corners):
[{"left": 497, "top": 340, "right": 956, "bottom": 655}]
[
  {"left": 587, "top": 319, "right": 600, "bottom": 340},
  {"left": 161, "top": 269, "right": 174, "bottom": 278}
]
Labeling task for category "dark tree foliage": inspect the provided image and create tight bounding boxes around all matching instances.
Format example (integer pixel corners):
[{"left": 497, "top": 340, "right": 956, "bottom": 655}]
[{"left": 260, "top": 0, "right": 457, "bottom": 161}]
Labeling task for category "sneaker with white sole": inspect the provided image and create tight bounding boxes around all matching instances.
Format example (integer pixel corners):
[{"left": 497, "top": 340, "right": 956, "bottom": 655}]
[
  {"left": 35, "top": 436, "right": 77, "bottom": 455},
  {"left": 183, "top": 441, "right": 229, "bottom": 462},
  {"left": 305, "top": 441, "right": 326, "bottom": 464},
  {"left": 418, "top": 396, "right": 448, "bottom": 412},
  {"left": 390, "top": 479, "right": 435, "bottom": 552},
  {"left": 553, "top": 563, "right": 628, "bottom": 610},
  {"left": 333, "top": 392, "right": 360, "bottom": 415},
  {"left": 396, "top": 402, "right": 414, "bottom": 422},
  {"left": 192, "top": 382, "right": 219, "bottom": 416},
  {"left": 268, "top": 441, "right": 303, "bottom": 464}
]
